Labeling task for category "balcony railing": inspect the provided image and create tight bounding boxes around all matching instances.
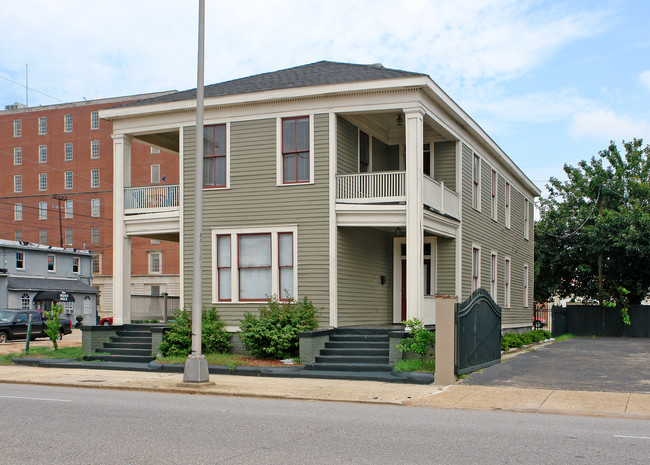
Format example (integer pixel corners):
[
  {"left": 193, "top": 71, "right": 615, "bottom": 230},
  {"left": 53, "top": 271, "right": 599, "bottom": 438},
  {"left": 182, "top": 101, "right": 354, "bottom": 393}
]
[
  {"left": 422, "top": 175, "right": 459, "bottom": 218},
  {"left": 124, "top": 184, "right": 179, "bottom": 213},
  {"left": 336, "top": 171, "right": 406, "bottom": 203}
]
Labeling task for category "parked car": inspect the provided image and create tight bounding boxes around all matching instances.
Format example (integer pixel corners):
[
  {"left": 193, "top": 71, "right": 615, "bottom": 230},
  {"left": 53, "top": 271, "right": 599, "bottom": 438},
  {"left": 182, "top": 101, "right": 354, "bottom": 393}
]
[
  {"left": 99, "top": 317, "right": 113, "bottom": 326},
  {"left": 0, "top": 309, "right": 72, "bottom": 343}
]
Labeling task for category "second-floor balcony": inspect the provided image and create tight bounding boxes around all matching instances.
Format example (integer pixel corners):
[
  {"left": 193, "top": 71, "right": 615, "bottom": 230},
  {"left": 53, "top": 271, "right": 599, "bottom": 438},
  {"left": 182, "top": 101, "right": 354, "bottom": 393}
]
[
  {"left": 336, "top": 172, "right": 459, "bottom": 219},
  {"left": 125, "top": 184, "right": 180, "bottom": 215}
]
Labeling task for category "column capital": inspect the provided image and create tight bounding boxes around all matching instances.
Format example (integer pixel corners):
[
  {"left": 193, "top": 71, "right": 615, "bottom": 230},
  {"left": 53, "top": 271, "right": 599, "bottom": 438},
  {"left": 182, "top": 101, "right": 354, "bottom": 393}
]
[
  {"left": 111, "top": 133, "right": 133, "bottom": 142},
  {"left": 403, "top": 107, "right": 425, "bottom": 118}
]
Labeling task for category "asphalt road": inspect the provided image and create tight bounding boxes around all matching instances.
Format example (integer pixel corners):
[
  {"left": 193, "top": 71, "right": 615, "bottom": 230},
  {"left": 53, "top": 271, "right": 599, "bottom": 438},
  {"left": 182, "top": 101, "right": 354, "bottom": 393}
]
[
  {"left": 465, "top": 337, "right": 650, "bottom": 393},
  {"left": 1, "top": 384, "right": 648, "bottom": 464}
]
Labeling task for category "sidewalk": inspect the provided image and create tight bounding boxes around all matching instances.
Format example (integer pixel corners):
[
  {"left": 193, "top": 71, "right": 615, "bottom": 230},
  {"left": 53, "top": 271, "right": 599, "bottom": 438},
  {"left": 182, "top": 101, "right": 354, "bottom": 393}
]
[{"left": 0, "top": 365, "right": 648, "bottom": 419}]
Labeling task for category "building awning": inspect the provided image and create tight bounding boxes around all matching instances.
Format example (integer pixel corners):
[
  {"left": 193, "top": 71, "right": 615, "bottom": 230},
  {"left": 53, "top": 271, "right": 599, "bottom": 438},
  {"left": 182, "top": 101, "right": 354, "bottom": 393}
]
[{"left": 32, "top": 290, "right": 75, "bottom": 303}]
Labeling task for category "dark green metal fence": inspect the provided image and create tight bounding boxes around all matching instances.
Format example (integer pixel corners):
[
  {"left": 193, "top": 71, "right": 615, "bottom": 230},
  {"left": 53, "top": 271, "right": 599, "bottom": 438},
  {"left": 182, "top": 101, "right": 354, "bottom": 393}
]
[
  {"left": 552, "top": 305, "right": 650, "bottom": 337},
  {"left": 455, "top": 289, "right": 502, "bottom": 375}
]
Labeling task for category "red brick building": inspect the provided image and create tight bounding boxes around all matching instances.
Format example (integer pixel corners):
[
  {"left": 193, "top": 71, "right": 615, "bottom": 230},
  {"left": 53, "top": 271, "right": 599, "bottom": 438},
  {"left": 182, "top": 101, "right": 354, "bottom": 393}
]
[{"left": 0, "top": 94, "right": 180, "bottom": 318}]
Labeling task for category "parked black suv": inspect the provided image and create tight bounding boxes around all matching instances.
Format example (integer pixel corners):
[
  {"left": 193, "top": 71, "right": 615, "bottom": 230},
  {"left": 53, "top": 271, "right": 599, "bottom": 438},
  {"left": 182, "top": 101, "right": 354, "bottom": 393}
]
[{"left": 0, "top": 309, "right": 72, "bottom": 343}]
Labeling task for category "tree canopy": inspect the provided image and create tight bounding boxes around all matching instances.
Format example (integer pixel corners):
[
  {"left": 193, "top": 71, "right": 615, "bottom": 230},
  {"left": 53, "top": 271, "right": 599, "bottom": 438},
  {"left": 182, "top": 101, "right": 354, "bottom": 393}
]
[{"left": 535, "top": 139, "right": 650, "bottom": 306}]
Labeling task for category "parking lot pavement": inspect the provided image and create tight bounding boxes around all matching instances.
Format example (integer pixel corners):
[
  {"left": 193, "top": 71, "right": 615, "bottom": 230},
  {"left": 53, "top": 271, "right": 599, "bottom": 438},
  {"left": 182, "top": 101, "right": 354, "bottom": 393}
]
[
  {"left": 0, "top": 329, "right": 81, "bottom": 355},
  {"left": 464, "top": 337, "right": 650, "bottom": 394}
]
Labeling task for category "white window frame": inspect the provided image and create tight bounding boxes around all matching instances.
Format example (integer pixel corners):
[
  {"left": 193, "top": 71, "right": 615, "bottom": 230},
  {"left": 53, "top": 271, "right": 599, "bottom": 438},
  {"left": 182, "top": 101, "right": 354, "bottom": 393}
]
[
  {"left": 148, "top": 251, "right": 162, "bottom": 274},
  {"left": 14, "top": 147, "right": 22, "bottom": 165},
  {"left": 65, "top": 171, "right": 73, "bottom": 190},
  {"left": 14, "top": 119, "right": 22, "bottom": 137},
  {"left": 524, "top": 198, "right": 530, "bottom": 240},
  {"left": 21, "top": 293, "right": 30, "bottom": 310},
  {"left": 91, "top": 198, "right": 100, "bottom": 217},
  {"left": 64, "top": 114, "right": 73, "bottom": 132},
  {"left": 83, "top": 295, "right": 92, "bottom": 315},
  {"left": 92, "top": 254, "right": 101, "bottom": 274},
  {"left": 504, "top": 256, "right": 511, "bottom": 308},
  {"left": 14, "top": 175, "right": 22, "bottom": 193},
  {"left": 65, "top": 200, "right": 73, "bottom": 218},
  {"left": 39, "top": 145, "right": 47, "bottom": 163},
  {"left": 151, "top": 164, "right": 160, "bottom": 184},
  {"left": 16, "top": 252, "right": 25, "bottom": 270},
  {"left": 90, "top": 111, "right": 99, "bottom": 130},
  {"left": 505, "top": 181, "right": 511, "bottom": 229},
  {"left": 39, "top": 202, "right": 48, "bottom": 220},
  {"left": 472, "top": 153, "right": 481, "bottom": 211},
  {"left": 150, "top": 147, "right": 160, "bottom": 154},
  {"left": 471, "top": 245, "right": 481, "bottom": 293},
  {"left": 202, "top": 123, "right": 230, "bottom": 189},
  {"left": 490, "top": 251, "right": 498, "bottom": 300},
  {"left": 91, "top": 169, "right": 100, "bottom": 188},
  {"left": 64, "top": 142, "right": 73, "bottom": 161},
  {"left": 491, "top": 169, "right": 498, "bottom": 221},
  {"left": 211, "top": 225, "right": 298, "bottom": 304},
  {"left": 47, "top": 254, "right": 56, "bottom": 272},
  {"left": 91, "top": 140, "right": 100, "bottom": 159},
  {"left": 14, "top": 203, "right": 22, "bottom": 221},
  {"left": 523, "top": 264, "right": 529, "bottom": 308},
  {"left": 72, "top": 257, "right": 80, "bottom": 274},
  {"left": 38, "top": 116, "right": 47, "bottom": 135},
  {"left": 39, "top": 173, "right": 47, "bottom": 192},
  {"left": 276, "top": 115, "right": 314, "bottom": 186}
]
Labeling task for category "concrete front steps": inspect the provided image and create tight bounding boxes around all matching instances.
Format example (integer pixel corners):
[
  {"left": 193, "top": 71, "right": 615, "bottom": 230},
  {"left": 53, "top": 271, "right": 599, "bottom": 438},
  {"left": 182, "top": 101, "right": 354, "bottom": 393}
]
[
  {"left": 305, "top": 328, "right": 391, "bottom": 372},
  {"left": 84, "top": 324, "right": 155, "bottom": 364}
]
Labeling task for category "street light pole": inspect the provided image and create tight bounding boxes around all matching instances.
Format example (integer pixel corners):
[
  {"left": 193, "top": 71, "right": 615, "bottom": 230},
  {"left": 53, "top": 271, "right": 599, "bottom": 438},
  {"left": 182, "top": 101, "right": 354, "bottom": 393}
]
[{"left": 183, "top": 0, "right": 209, "bottom": 383}]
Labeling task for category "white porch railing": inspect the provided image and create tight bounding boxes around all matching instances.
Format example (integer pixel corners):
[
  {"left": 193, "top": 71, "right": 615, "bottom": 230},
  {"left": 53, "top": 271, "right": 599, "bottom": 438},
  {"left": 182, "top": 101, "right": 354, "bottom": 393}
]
[
  {"left": 125, "top": 184, "right": 180, "bottom": 213},
  {"left": 422, "top": 175, "right": 459, "bottom": 218},
  {"left": 336, "top": 171, "right": 406, "bottom": 203}
]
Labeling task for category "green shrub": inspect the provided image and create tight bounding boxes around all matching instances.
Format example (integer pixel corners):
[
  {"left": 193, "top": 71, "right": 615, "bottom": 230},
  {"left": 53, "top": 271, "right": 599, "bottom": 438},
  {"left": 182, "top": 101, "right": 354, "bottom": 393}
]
[
  {"left": 44, "top": 304, "right": 64, "bottom": 350},
  {"left": 239, "top": 296, "right": 319, "bottom": 359},
  {"left": 158, "top": 308, "right": 231, "bottom": 357},
  {"left": 396, "top": 318, "right": 435, "bottom": 360},
  {"left": 501, "top": 329, "right": 552, "bottom": 351}
]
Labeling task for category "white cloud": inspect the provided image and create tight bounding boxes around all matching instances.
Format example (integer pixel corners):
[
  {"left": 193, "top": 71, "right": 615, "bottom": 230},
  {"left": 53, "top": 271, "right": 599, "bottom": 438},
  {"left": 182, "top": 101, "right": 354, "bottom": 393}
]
[
  {"left": 640, "top": 70, "right": 650, "bottom": 91},
  {"left": 569, "top": 109, "right": 650, "bottom": 141}
]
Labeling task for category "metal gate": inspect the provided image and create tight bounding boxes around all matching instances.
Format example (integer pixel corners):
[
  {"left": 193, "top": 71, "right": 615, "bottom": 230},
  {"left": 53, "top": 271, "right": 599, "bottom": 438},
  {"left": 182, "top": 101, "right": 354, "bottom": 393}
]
[{"left": 456, "top": 289, "right": 502, "bottom": 375}]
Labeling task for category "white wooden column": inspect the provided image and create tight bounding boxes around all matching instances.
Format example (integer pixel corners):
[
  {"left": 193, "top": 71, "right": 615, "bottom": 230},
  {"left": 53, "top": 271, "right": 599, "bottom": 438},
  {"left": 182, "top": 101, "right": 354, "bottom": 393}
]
[
  {"left": 112, "top": 134, "right": 132, "bottom": 325},
  {"left": 328, "top": 112, "right": 338, "bottom": 327},
  {"left": 404, "top": 108, "right": 424, "bottom": 322}
]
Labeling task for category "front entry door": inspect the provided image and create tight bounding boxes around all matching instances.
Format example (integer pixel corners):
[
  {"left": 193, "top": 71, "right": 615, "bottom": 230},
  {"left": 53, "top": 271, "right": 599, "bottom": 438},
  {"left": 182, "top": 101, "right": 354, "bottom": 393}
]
[{"left": 401, "top": 259, "right": 431, "bottom": 322}]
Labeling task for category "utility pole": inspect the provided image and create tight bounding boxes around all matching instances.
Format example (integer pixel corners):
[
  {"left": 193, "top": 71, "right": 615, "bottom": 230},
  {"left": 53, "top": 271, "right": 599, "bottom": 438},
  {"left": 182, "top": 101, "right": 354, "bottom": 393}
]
[
  {"left": 183, "top": 0, "right": 209, "bottom": 383},
  {"left": 52, "top": 193, "right": 66, "bottom": 247}
]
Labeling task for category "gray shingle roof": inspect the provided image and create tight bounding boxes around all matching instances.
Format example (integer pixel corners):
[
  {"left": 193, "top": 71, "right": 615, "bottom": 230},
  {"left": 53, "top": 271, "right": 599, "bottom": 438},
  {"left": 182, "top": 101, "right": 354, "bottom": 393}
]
[
  {"left": 8, "top": 277, "right": 99, "bottom": 294},
  {"left": 119, "top": 61, "right": 426, "bottom": 107}
]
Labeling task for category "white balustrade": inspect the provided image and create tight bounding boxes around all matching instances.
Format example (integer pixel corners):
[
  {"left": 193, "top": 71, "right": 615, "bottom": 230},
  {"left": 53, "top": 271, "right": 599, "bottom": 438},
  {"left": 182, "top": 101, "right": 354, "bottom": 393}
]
[
  {"left": 422, "top": 175, "right": 459, "bottom": 218},
  {"left": 124, "top": 184, "right": 180, "bottom": 213},
  {"left": 336, "top": 171, "right": 406, "bottom": 203}
]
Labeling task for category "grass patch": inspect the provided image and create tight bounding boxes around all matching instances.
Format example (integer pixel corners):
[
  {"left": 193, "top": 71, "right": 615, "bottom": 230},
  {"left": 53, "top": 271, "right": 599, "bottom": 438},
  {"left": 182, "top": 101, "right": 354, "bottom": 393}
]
[
  {"left": 155, "top": 352, "right": 300, "bottom": 369},
  {"left": 0, "top": 347, "right": 98, "bottom": 366},
  {"left": 554, "top": 333, "right": 576, "bottom": 342},
  {"left": 393, "top": 358, "right": 435, "bottom": 373}
]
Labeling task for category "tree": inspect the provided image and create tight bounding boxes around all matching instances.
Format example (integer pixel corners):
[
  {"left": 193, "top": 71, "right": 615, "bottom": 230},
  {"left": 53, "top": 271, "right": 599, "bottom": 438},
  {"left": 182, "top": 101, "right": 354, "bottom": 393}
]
[
  {"left": 535, "top": 139, "right": 650, "bottom": 308},
  {"left": 45, "top": 304, "right": 64, "bottom": 350}
]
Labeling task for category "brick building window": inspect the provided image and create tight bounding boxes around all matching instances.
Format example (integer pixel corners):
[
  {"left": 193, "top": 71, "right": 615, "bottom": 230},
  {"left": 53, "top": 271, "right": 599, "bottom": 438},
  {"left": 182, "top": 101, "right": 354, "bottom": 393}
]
[
  {"left": 91, "top": 227, "right": 100, "bottom": 244},
  {"left": 14, "top": 147, "right": 22, "bottom": 165},
  {"left": 39, "top": 145, "right": 47, "bottom": 163},
  {"left": 14, "top": 119, "right": 22, "bottom": 137},
  {"left": 39, "top": 229, "right": 47, "bottom": 244},
  {"left": 65, "top": 229, "right": 73, "bottom": 245},
  {"left": 65, "top": 200, "right": 73, "bottom": 218},
  {"left": 65, "top": 171, "right": 73, "bottom": 189},
  {"left": 92, "top": 254, "right": 101, "bottom": 274},
  {"left": 91, "top": 198, "right": 100, "bottom": 217},
  {"left": 64, "top": 114, "right": 73, "bottom": 132},
  {"left": 14, "top": 203, "right": 22, "bottom": 221},
  {"left": 91, "top": 140, "right": 100, "bottom": 158},
  {"left": 65, "top": 142, "right": 73, "bottom": 161},
  {"left": 14, "top": 175, "right": 22, "bottom": 193},
  {"left": 39, "top": 116, "right": 47, "bottom": 135},
  {"left": 39, "top": 202, "right": 48, "bottom": 219},
  {"left": 39, "top": 173, "right": 47, "bottom": 191},
  {"left": 90, "top": 111, "right": 99, "bottom": 129},
  {"left": 91, "top": 169, "right": 100, "bottom": 187},
  {"left": 149, "top": 252, "right": 162, "bottom": 274}
]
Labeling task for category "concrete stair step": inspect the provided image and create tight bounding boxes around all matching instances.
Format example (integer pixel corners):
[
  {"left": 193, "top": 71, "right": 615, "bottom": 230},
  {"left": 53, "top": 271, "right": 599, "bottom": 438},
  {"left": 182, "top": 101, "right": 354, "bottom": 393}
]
[
  {"left": 103, "top": 342, "right": 151, "bottom": 350},
  {"left": 314, "top": 355, "right": 388, "bottom": 364},
  {"left": 84, "top": 354, "right": 155, "bottom": 363},
  {"left": 319, "top": 348, "right": 388, "bottom": 357},
  {"left": 305, "top": 362, "right": 392, "bottom": 372},
  {"left": 325, "top": 341, "right": 388, "bottom": 349},
  {"left": 98, "top": 348, "right": 153, "bottom": 357},
  {"left": 329, "top": 334, "right": 388, "bottom": 343}
]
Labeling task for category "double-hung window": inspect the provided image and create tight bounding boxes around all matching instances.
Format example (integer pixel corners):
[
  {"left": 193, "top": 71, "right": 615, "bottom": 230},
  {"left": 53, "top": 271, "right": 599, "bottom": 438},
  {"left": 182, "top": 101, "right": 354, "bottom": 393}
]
[
  {"left": 471, "top": 246, "right": 480, "bottom": 293},
  {"left": 38, "top": 116, "right": 47, "bottom": 135},
  {"left": 524, "top": 198, "right": 530, "bottom": 240},
  {"left": 91, "top": 198, "right": 100, "bottom": 217},
  {"left": 14, "top": 119, "right": 22, "bottom": 137},
  {"left": 72, "top": 257, "right": 80, "bottom": 273},
  {"left": 359, "top": 131, "right": 370, "bottom": 173},
  {"left": 149, "top": 252, "right": 162, "bottom": 274},
  {"left": 39, "top": 173, "right": 47, "bottom": 192},
  {"left": 47, "top": 255, "right": 55, "bottom": 272},
  {"left": 90, "top": 111, "right": 99, "bottom": 129},
  {"left": 16, "top": 252, "right": 25, "bottom": 270},
  {"left": 14, "top": 147, "right": 22, "bottom": 165},
  {"left": 490, "top": 252, "right": 498, "bottom": 299},
  {"left": 64, "top": 114, "right": 73, "bottom": 132},
  {"left": 39, "top": 145, "right": 47, "bottom": 163},
  {"left": 491, "top": 169, "right": 497, "bottom": 221},
  {"left": 64, "top": 142, "right": 73, "bottom": 161},
  {"left": 281, "top": 116, "right": 310, "bottom": 184},
  {"left": 203, "top": 124, "right": 227, "bottom": 188},
  {"left": 505, "top": 182, "right": 511, "bottom": 228},
  {"left": 523, "top": 264, "right": 529, "bottom": 307},
  {"left": 65, "top": 200, "right": 73, "bottom": 218},
  {"left": 39, "top": 202, "right": 48, "bottom": 219},
  {"left": 65, "top": 171, "right": 73, "bottom": 190},
  {"left": 91, "top": 140, "right": 100, "bottom": 159},
  {"left": 14, "top": 203, "right": 22, "bottom": 221},
  {"left": 91, "top": 169, "right": 100, "bottom": 188},
  {"left": 213, "top": 227, "right": 296, "bottom": 303},
  {"left": 14, "top": 175, "right": 22, "bottom": 193},
  {"left": 504, "top": 257, "right": 511, "bottom": 308}
]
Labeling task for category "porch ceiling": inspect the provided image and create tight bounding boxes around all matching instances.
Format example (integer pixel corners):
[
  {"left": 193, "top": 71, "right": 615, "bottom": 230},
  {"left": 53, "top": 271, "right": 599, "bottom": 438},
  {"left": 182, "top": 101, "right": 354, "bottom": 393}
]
[
  {"left": 342, "top": 112, "right": 456, "bottom": 144},
  {"left": 134, "top": 130, "right": 180, "bottom": 154}
]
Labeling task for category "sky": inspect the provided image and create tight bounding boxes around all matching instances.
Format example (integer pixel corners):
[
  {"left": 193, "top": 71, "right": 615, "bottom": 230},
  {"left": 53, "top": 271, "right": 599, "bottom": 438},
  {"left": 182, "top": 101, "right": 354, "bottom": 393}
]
[{"left": 1, "top": 0, "right": 649, "bottom": 197}]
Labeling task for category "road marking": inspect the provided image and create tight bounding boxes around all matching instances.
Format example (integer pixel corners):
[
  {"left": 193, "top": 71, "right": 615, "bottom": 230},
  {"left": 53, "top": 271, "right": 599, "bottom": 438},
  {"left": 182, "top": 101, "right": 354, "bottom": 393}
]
[
  {"left": 0, "top": 395, "right": 72, "bottom": 403},
  {"left": 614, "top": 435, "right": 650, "bottom": 440}
]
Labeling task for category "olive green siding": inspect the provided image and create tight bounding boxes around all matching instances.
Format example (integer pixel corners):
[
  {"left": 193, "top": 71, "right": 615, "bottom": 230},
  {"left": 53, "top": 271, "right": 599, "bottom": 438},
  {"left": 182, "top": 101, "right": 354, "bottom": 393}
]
[
  {"left": 337, "top": 227, "right": 393, "bottom": 326},
  {"left": 436, "top": 236, "right": 456, "bottom": 295},
  {"left": 337, "top": 116, "right": 358, "bottom": 174},
  {"left": 182, "top": 114, "right": 330, "bottom": 327},
  {"left": 460, "top": 143, "right": 534, "bottom": 327},
  {"left": 433, "top": 141, "right": 456, "bottom": 192},
  {"left": 372, "top": 137, "right": 399, "bottom": 172}
]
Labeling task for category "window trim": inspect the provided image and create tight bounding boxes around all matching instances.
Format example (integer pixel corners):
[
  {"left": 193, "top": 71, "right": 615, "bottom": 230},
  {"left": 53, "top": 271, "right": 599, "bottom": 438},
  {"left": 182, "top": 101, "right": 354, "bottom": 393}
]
[
  {"left": 39, "top": 173, "right": 47, "bottom": 192},
  {"left": 47, "top": 254, "right": 56, "bottom": 272},
  {"left": 21, "top": 293, "right": 30, "bottom": 310},
  {"left": 524, "top": 197, "right": 530, "bottom": 240},
  {"left": 91, "top": 140, "right": 100, "bottom": 159},
  {"left": 472, "top": 153, "right": 481, "bottom": 211},
  {"left": 65, "top": 200, "right": 73, "bottom": 219},
  {"left": 39, "top": 145, "right": 47, "bottom": 163},
  {"left": 91, "top": 169, "right": 100, "bottom": 188},
  {"left": 72, "top": 257, "right": 80, "bottom": 274},
  {"left": 65, "top": 171, "right": 73, "bottom": 190},
  {"left": 91, "top": 198, "right": 100, "bottom": 217},
  {"left": 39, "top": 202, "right": 48, "bottom": 220},
  {"left": 276, "top": 115, "right": 314, "bottom": 186},
  {"left": 490, "top": 251, "right": 498, "bottom": 301},
  {"left": 14, "top": 203, "right": 22, "bottom": 221},
  {"left": 505, "top": 181, "right": 511, "bottom": 229},
  {"left": 151, "top": 164, "right": 161, "bottom": 184},
  {"left": 359, "top": 130, "right": 371, "bottom": 173},
  {"left": 523, "top": 263, "right": 529, "bottom": 308},
  {"left": 14, "top": 175, "right": 22, "bottom": 193},
  {"left": 38, "top": 116, "right": 47, "bottom": 135},
  {"left": 14, "top": 147, "right": 22, "bottom": 165},
  {"left": 92, "top": 254, "right": 101, "bottom": 274},
  {"left": 64, "top": 142, "right": 73, "bottom": 161},
  {"left": 16, "top": 252, "right": 25, "bottom": 270},
  {"left": 90, "top": 111, "right": 99, "bottom": 130},
  {"left": 202, "top": 123, "right": 230, "bottom": 189},
  {"left": 491, "top": 169, "right": 498, "bottom": 221},
  {"left": 211, "top": 225, "right": 298, "bottom": 304},
  {"left": 13, "top": 119, "right": 22, "bottom": 137},
  {"left": 148, "top": 251, "right": 162, "bottom": 274},
  {"left": 471, "top": 245, "right": 481, "bottom": 293},
  {"left": 64, "top": 114, "right": 73, "bottom": 132}
]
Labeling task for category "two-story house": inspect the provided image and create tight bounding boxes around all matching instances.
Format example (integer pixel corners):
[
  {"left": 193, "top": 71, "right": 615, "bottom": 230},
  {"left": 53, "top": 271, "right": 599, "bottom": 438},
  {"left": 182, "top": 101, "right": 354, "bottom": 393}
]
[
  {"left": 101, "top": 61, "right": 540, "bottom": 333},
  {"left": 0, "top": 239, "right": 98, "bottom": 322}
]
